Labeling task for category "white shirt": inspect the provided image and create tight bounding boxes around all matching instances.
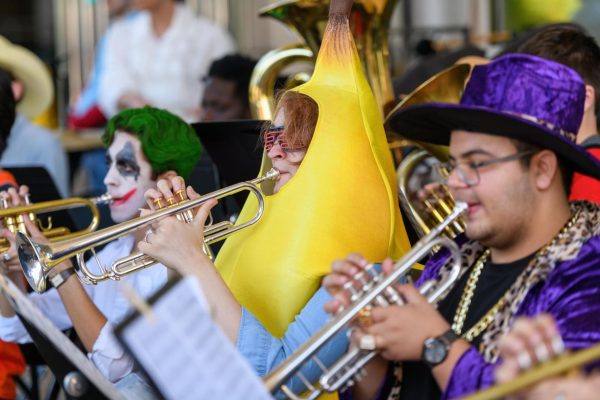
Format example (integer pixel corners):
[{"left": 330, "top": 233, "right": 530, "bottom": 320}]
[
  {"left": 0, "top": 234, "right": 167, "bottom": 382},
  {"left": 99, "top": 4, "right": 236, "bottom": 122}
]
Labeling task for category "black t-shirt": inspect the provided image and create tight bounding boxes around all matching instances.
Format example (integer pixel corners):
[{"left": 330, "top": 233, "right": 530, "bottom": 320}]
[{"left": 398, "top": 252, "right": 534, "bottom": 400}]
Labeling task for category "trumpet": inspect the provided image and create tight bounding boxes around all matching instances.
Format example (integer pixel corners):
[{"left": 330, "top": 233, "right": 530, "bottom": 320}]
[
  {"left": 263, "top": 201, "right": 467, "bottom": 399},
  {"left": 462, "top": 342, "right": 600, "bottom": 400},
  {"left": 0, "top": 193, "right": 112, "bottom": 252},
  {"left": 16, "top": 169, "right": 280, "bottom": 293}
]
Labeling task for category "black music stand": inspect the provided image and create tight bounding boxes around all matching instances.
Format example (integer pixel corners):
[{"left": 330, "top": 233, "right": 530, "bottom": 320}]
[
  {"left": 192, "top": 120, "right": 265, "bottom": 184},
  {"left": 17, "top": 316, "right": 109, "bottom": 400},
  {"left": 190, "top": 121, "right": 266, "bottom": 254}
]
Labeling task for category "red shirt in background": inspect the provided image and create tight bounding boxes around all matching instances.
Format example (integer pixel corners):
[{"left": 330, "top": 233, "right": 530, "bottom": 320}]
[
  {"left": 570, "top": 147, "right": 600, "bottom": 204},
  {"left": 0, "top": 170, "right": 26, "bottom": 399}
]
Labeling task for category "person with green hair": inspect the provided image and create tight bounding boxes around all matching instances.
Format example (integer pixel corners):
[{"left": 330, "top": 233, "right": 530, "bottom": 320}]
[{"left": 0, "top": 106, "right": 202, "bottom": 386}]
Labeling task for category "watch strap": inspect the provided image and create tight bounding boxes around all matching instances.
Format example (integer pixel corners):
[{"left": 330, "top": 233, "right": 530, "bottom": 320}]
[
  {"left": 439, "top": 328, "right": 460, "bottom": 346},
  {"left": 48, "top": 268, "right": 76, "bottom": 290},
  {"left": 423, "top": 328, "right": 460, "bottom": 368}
]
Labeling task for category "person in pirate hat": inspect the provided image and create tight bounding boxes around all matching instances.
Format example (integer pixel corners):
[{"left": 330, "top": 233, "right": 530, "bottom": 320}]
[
  {"left": 0, "top": 37, "right": 69, "bottom": 197},
  {"left": 325, "top": 54, "right": 600, "bottom": 399}
]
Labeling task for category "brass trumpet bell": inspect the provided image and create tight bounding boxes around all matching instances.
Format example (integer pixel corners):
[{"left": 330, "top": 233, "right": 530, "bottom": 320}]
[
  {"left": 386, "top": 64, "right": 472, "bottom": 239},
  {"left": 0, "top": 193, "right": 112, "bottom": 253},
  {"left": 17, "top": 170, "right": 279, "bottom": 293},
  {"left": 386, "top": 63, "right": 472, "bottom": 162}
]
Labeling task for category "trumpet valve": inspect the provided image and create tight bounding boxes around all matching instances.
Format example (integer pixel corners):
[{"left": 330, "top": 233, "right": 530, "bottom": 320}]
[
  {"left": 343, "top": 280, "right": 360, "bottom": 302},
  {"left": 153, "top": 197, "right": 165, "bottom": 209},
  {"left": 383, "top": 286, "right": 404, "bottom": 305},
  {"left": 175, "top": 189, "right": 186, "bottom": 202}
]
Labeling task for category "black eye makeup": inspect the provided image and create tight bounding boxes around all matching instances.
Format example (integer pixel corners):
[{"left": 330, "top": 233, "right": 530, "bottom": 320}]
[{"left": 115, "top": 141, "right": 141, "bottom": 181}]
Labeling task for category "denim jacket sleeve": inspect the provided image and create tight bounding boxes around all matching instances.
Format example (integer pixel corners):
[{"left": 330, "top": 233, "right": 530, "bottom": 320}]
[{"left": 236, "top": 287, "right": 349, "bottom": 397}]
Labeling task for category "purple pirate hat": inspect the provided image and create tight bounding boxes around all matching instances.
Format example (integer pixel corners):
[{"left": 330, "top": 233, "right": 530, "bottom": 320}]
[{"left": 387, "top": 54, "right": 600, "bottom": 180}]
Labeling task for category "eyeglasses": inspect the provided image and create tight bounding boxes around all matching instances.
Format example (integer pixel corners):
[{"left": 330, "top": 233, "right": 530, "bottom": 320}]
[
  {"left": 263, "top": 126, "right": 306, "bottom": 152},
  {"left": 437, "top": 150, "right": 535, "bottom": 187}
]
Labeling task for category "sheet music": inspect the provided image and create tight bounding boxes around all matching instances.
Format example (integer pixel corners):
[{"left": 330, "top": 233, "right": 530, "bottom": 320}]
[
  {"left": 118, "top": 277, "right": 272, "bottom": 400},
  {"left": 0, "top": 275, "right": 125, "bottom": 400}
]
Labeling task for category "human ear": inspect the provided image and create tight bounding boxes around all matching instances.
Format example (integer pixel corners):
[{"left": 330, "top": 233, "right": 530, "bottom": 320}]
[
  {"left": 584, "top": 84, "right": 595, "bottom": 114},
  {"left": 531, "top": 150, "right": 559, "bottom": 191},
  {"left": 10, "top": 80, "right": 24, "bottom": 103}
]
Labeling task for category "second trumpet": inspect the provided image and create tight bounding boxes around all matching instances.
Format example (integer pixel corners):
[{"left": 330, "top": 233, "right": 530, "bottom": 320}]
[{"left": 17, "top": 169, "right": 280, "bottom": 293}]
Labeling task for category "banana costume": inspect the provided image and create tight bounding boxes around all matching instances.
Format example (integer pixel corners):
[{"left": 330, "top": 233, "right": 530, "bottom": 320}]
[{"left": 215, "top": 0, "right": 410, "bottom": 337}]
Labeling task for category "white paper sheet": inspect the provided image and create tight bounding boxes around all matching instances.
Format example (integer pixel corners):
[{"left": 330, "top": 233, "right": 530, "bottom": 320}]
[
  {"left": 118, "top": 276, "right": 272, "bottom": 400},
  {"left": 0, "top": 275, "right": 125, "bottom": 400}
]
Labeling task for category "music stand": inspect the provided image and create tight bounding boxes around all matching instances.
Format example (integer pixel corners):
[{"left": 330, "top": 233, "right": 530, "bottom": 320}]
[
  {"left": 191, "top": 119, "right": 265, "bottom": 186},
  {"left": 0, "top": 277, "right": 124, "bottom": 399}
]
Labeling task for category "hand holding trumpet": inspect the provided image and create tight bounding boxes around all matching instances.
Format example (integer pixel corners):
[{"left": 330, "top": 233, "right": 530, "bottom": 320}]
[{"left": 138, "top": 175, "right": 217, "bottom": 277}]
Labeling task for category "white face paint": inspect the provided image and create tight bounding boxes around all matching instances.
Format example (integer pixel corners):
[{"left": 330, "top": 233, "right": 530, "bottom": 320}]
[{"left": 103, "top": 131, "right": 156, "bottom": 223}]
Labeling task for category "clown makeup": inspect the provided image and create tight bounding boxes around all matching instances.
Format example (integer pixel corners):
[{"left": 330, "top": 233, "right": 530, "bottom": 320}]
[
  {"left": 104, "top": 131, "right": 156, "bottom": 223},
  {"left": 114, "top": 142, "right": 141, "bottom": 181}
]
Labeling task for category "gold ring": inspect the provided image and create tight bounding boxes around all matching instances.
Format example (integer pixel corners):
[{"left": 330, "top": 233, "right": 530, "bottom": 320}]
[{"left": 358, "top": 307, "right": 373, "bottom": 327}]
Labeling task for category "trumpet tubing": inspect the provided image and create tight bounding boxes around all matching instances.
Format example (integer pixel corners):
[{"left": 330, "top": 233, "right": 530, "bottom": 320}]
[
  {"left": 0, "top": 193, "right": 112, "bottom": 252},
  {"left": 263, "top": 202, "right": 467, "bottom": 399},
  {"left": 17, "top": 170, "right": 279, "bottom": 292}
]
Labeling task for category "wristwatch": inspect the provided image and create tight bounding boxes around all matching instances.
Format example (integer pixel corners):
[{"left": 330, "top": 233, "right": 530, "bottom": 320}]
[
  {"left": 48, "top": 268, "right": 76, "bottom": 290},
  {"left": 422, "top": 328, "right": 460, "bottom": 368}
]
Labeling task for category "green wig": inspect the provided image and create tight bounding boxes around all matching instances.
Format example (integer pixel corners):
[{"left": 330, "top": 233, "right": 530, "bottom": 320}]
[{"left": 102, "top": 106, "right": 202, "bottom": 180}]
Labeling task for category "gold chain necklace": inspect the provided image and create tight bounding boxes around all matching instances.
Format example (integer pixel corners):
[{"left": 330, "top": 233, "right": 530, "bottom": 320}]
[{"left": 451, "top": 207, "right": 581, "bottom": 343}]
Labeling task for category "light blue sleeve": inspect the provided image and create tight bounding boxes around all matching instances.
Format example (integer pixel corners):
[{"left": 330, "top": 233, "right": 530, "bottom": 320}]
[{"left": 236, "top": 287, "right": 350, "bottom": 397}]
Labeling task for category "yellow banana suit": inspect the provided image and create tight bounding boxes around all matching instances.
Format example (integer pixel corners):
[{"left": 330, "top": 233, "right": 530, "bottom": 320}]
[{"left": 215, "top": 1, "right": 410, "bottom": 339}]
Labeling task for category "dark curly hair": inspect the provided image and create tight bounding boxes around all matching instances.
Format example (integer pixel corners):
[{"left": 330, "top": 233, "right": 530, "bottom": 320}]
[{"left": 102, "top": 106, "right": 202, "bottom": 180}]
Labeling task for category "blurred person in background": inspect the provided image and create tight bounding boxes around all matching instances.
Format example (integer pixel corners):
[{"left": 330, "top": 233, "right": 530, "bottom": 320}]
[
  {"left": 0, "top": 37, "right": 69, "bottom": 198},
  {"left": 99, "top": 0, "right": 236, "bottom": 122}
]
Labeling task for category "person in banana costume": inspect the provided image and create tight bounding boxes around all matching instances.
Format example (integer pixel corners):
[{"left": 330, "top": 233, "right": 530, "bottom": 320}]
[{"left": 139, "top": 0, "right": 410, "bottom": 394}]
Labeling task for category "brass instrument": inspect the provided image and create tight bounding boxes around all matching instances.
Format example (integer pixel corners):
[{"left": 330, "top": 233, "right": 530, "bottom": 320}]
[
  {"left": 397, "top": 149, "right": 465, "bottom": 238},
  {"left": 250, "top": 0, "right": 399, "bottom": 120},
  {"left": 263, "top": 201, "right": 467, "bottom": 399},
  {"left": 463, "top": 342, "right": 600, "bottom": 400},
  {"left": 0, "top": 193, "right": 112, "bottom": 253},
  {"left": 17, "top": 169, "right": 280, "bottom": 293},
  {"left": 388, "top": 64, "right": 471, "bottom": 238}
]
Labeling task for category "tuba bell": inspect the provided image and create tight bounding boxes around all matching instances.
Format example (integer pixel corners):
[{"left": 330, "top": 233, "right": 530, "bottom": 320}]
[{"left": 250, "top": 0, "right": 400, "bottom": 120}]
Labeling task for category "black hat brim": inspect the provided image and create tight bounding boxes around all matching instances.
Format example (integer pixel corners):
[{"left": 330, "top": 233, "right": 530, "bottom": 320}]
[{"left": 387, "top": 103, "right": 600, "bottom": 180}]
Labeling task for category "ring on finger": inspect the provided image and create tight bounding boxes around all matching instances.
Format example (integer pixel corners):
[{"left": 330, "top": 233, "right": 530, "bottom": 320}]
[
  {"left": 358, "top": 334, "right": 377, "bottom": 351},
  {"left": 144, "top": 229, "right": 154, "bottom": 243},
  {"left": 516, "top": 351, "right": 532, "bottom": 371},
  {"left": 358, "top": 307, "right": 373, "bottom": 327},
  {"left": 2, "top": 252, "right": 11, "bottom": 262},
  {"left": 554, "top": 391, "right": 567, "bottom": 400}
]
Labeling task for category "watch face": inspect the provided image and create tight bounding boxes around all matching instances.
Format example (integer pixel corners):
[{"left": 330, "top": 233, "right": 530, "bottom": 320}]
[{"left": 424, "top": 338, "right": 447, "bottom": 365}]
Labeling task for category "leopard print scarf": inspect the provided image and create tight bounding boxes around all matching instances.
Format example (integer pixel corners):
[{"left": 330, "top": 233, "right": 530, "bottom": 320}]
[{"left": 434, "top": 201, "right": 600, "bottom": 362}]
